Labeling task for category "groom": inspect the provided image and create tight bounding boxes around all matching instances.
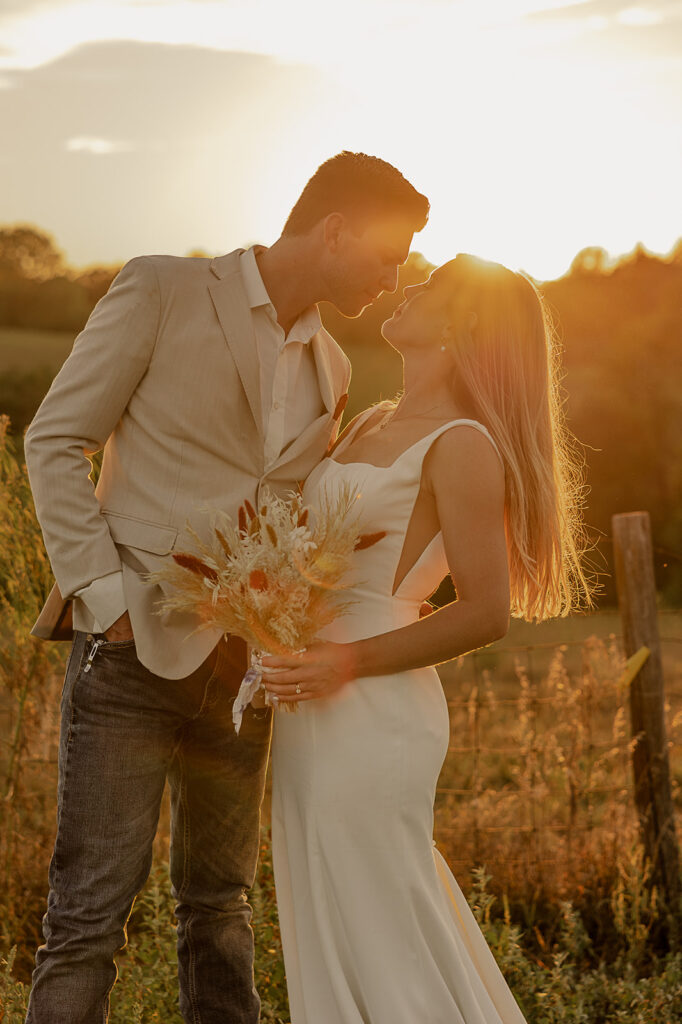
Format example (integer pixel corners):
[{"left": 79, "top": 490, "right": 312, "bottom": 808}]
[{"left": 23, "top": 151, "right": 429, "bottom": 1023}]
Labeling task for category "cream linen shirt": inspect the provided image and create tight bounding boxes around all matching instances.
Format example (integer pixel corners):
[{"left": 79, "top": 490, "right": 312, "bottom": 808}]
[{"left": 72, "top": 245, "right": 325, "bottom": 635}]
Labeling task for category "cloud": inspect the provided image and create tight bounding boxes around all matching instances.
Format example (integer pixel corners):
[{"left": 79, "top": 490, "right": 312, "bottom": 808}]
[
  {"left": 0, "top": 0, "right": 60, "bottom": 14},
  {"left": 0, "top": 40, "right": 324, "bottom": 169},
  {"left": 0, "top": 0, "right": 443, "bottom": 71},
  {"left": 523, "top": 0, "right": 682, "bottom": 49},
  {"left": 617, "top": 5, "right": 664, "bottom": 24},
  {"left": 0, "top": 0, "right": 625, "bottom": 74},
  {"left": 1, "top": 6, "right": 680, "bottom": 279},
  {"left": 0, "top": 40, "right": 337, "bottom": 264},
  {"left": 527, "top": 0, "right": 682, "bottom": 19},
  {"left": 65, "top": 136, "right": 135, "bottom": 154}
]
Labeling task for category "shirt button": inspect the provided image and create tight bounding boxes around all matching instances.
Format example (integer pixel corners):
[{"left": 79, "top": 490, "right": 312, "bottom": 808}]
[{"left": 273, "top": 402, "right": 280, "bottom": 410}]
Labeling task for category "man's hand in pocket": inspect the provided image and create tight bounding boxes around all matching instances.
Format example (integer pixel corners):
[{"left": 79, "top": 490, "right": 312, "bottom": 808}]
[{"left": 104, "top": 610, "right": 134, "bottom": 642}]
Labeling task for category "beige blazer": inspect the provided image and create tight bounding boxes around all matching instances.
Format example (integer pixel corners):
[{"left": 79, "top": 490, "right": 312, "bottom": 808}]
[{"left": 25, "top": 250, "right": 351, "bottom": 679}]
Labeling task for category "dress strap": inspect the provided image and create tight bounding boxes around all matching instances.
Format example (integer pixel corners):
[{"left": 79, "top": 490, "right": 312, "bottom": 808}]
[{"left": 417, "top": 418, "right": 503, "bottom": 466}]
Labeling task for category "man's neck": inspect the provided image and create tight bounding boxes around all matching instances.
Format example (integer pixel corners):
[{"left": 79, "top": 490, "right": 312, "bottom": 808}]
[{"left": 255, "top": 237, "right": 320, "bottom": 336}]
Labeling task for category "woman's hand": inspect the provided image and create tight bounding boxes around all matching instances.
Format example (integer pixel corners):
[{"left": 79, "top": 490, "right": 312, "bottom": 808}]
[{"left": 261, "top": 643, "right": 356, "bottom": 703}]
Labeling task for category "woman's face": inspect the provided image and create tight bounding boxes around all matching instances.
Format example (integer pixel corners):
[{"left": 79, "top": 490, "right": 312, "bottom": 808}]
[{"left": 381, "top": 260, "right": 459, "bottom": 351}]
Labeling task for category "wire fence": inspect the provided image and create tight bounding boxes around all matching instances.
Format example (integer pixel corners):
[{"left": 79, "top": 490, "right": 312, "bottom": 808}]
[
  {"left": 433, "top": 629, "right": 682, "bottom": 894},
  {"left": 2, "top": 624, "right": 682, "bottom": 900}
]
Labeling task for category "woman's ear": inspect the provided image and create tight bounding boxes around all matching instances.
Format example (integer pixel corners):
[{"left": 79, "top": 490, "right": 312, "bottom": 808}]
[
  {"left": 452, "top": 311, "right": 478, "bottom": 345},
  {"left": 439, "top": 323, "right": 455, "bottom": 352}
]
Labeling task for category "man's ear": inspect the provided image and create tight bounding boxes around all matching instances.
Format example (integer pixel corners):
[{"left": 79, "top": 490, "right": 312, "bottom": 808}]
[{"left": 322, "top": 212, "right": 347, "bottom": 253}]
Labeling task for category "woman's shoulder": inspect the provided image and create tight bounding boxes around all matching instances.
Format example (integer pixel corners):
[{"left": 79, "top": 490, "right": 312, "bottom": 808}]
[
  {"left": 424, "top": 419, "right": 505, "bottom": 492},
  {"left": 432, "top": 418, "right": 501, "bottom": 461}
]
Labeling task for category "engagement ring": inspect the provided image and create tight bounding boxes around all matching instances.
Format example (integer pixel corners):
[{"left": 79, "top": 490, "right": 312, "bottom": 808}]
[{"left": 295, "top": 684, "right": 302, "bottom": 695}]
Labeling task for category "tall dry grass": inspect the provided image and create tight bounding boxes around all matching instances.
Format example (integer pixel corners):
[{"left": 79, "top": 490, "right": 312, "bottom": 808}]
[
  {"left": 1, "top": 415, "right": 682, "bottom": 1021},
  {"left": 0, "top": 415, "right": 290, "bottom": 1020},
  {"left": 435, "top": 633, "right": 682, "bottom": 958},
  {"left": 0, "top": 415, "right": 66, "bottom": 972}
]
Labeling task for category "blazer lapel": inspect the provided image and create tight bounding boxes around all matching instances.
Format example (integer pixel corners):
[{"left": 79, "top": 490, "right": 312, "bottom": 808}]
[
  {"left": 265, "top": 328, "right": 348, "bottom": 479},
  {"left": 312, "top": 327, "right": 351, "bottom": 427},
  {"left": 311, "top": 330, "right": 337, "bottom": 417},
  {"left": 263, "top": 413, "right": 331, "bottom": 492},
  {"left": 208, "top": 254, "right": 263, "bottom": 439}
]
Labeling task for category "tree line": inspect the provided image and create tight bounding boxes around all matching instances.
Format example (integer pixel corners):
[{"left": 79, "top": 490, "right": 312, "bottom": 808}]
[{"left": 1, "top": 225, "right": 681, "bottom": 605}]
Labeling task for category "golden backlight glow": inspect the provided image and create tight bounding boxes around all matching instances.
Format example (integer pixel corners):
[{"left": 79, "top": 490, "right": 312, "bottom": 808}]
[{"left": 0, "top": 0, "right": 679, "bottom": 279}]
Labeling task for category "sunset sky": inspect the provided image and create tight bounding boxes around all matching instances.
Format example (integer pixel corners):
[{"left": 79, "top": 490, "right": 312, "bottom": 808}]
[{"left": 1, "top": 0, "right": 680, "bottom": 280}]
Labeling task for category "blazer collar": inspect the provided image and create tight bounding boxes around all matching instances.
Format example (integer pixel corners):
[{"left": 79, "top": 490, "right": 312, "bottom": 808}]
[
  {"left": 208, "top": 252, "right": 263, "bottom": 439},
  {"left": 209, "top": 249, "right": 244, "bottom": 280}
]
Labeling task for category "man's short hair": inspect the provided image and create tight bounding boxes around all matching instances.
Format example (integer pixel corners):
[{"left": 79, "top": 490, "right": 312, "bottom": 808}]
[{"left": 282, "top": 151, "right": 429, "bottom": 237}]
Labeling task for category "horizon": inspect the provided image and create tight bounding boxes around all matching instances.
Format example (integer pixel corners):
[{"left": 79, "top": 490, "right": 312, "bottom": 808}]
[
  {"left": 5, "top": 214, "right": 679, "bottom": 282},
  {"left": 3, "top": 219, "right": 680, "bottom": 286}
]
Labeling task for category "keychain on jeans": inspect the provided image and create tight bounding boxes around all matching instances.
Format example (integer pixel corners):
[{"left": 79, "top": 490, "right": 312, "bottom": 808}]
[{"left": 83, "top": 637, "right": 105, "bottom": 673}]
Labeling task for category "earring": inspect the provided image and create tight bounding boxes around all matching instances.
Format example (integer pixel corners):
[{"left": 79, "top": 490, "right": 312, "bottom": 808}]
[{"left": 440, "top": 344, "right": 447, "bottom": 352}]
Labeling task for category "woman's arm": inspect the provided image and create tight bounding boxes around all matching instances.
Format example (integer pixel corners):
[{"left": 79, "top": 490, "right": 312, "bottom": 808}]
[{"left": 262, "top": 425, "right": 510, "bottom": 701}]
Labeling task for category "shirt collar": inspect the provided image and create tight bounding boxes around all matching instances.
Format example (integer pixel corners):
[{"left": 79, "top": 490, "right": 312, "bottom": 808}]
[
  {"left": 288, "top": 304, "right": 322, "bottom": 345},
  {"left": 240, "top": 245, "right": 272, "bottom": 310},
  {"left": 240, "top": 244, "right": 322, "bottom": 345}
]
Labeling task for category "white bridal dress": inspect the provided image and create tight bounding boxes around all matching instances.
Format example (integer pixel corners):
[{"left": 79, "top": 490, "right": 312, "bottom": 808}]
[{"left": 271, "top": 411, "right": 528, "bottom": 1024}]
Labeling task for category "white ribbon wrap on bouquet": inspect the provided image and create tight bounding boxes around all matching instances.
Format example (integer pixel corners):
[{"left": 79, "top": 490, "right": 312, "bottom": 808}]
[
  {"left": 232, "top": 649, "right": 269, "bottom": 734},
  {"left": 233, "top": 648, "right": 304, "bottom": 734}
]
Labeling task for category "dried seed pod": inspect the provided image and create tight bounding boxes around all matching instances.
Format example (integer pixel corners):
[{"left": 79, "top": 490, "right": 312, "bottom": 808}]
[
  {"left": 214, "top": 528, "right": 232, "bottom": 558},
  {"left": 297, "top": 508, "right": 309, "bottom": 528},
  {"left": 266, "top": 523, "right": 278, "bottom": 546},
  {"left": 173, "top": 553, "right": 219, "bottom": 584},
  {"left": 249, "top": 569, "right": 268, "bottom": 591},
  {"left": 238, "top": 506, "right": 248, "bottom": 535},
  {"left": 354, "top": 531, "right": 387, "bottom": 551},
  {"left": 244, "top": 499, "right": 257, "bottom": 520}
]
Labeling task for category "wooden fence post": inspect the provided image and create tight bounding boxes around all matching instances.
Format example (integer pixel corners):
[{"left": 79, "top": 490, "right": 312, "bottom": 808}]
[{"left": 612, "top": 511, "right": 680, "bottom": 940}]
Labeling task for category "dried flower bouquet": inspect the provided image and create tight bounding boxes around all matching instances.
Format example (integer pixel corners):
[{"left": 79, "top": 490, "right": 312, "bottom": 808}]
[{"left": 150, "top": 484, "right": 384, "bottom": 730}]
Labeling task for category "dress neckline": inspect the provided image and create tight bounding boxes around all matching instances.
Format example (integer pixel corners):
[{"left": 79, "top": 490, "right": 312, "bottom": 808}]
[{"left": 329, "top": 416, "right": 500, "bottom": 471}]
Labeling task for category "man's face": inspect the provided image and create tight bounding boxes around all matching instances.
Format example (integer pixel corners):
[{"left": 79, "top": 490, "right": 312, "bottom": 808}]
[{"left": 323, "top": 215, "right": 415, "bottom": 317}]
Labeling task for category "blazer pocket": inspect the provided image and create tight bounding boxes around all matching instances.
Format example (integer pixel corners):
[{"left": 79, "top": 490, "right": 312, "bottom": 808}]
[{"left": 101, "top": 511, "right": 178, "bottom": 555}]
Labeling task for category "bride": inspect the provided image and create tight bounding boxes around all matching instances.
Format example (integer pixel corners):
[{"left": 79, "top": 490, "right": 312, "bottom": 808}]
[{"left": 262, "top": 253, "right": 592, "bottom": 1023}]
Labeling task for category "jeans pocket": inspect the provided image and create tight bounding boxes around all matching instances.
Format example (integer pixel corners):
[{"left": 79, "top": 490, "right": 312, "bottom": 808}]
[
  {"left": 238, "top": 704, "right": 273, "bottom": 755},
  {"left": 61, "top": 632, "right": 88, "bottom": 707},
  {"left": 63, "top": 632, "right": 84, "bottom": 679},
  {"left": 97, "top": 636, "right": 137, "bottom": 650}
]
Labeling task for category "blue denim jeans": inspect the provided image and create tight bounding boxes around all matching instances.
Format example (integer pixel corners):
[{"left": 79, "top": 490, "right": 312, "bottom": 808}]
[{"left": 26, "top": 630, "right": 272, "bottom": 1024}]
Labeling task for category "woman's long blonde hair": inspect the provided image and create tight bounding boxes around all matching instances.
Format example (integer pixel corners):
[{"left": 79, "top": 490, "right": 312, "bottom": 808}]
[{"left": 443, "top": 254, "right": 594, "bottom": 621}]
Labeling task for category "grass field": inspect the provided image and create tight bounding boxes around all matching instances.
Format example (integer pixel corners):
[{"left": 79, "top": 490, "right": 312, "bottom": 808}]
[
  {"left": 2, "top": 410, "right": 682, "bottom": 1022},
  {"left": 0, "top": 327, "right": 77, "bottom": 373},
  {"left": 0, "top": 326, "right": 406, "bottom": 456},
  {"left": 457, "top": 607, "right": 682, "bottom": 693}
]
